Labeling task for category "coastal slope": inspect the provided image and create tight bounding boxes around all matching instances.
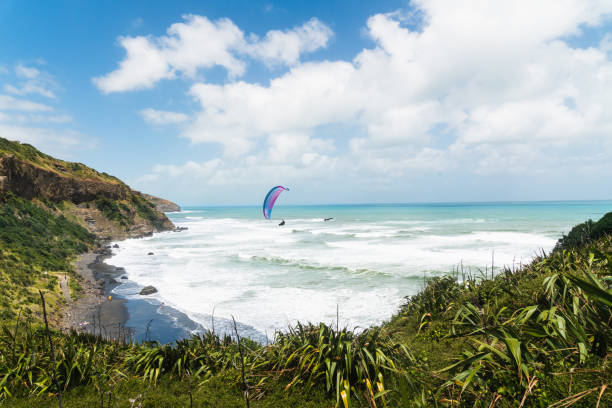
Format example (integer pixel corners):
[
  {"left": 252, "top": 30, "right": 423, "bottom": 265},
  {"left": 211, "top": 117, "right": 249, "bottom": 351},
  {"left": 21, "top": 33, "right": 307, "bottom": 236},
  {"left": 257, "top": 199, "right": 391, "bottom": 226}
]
[{"left": 0, "top": 136, "right": 177, "bottom": 322}]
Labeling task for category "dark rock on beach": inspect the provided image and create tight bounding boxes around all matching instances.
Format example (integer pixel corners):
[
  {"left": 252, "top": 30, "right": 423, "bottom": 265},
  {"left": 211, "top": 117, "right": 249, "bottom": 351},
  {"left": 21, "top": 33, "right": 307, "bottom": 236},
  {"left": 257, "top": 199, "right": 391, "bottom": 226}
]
[
  {"left": 96, "top": 247, "right": 112, "bottom": 256},
  {"left": 113, "top": 244, "right": 119, "bottom": 248},
  {"left": 140, "top": 286, "right": 158, "bottom": 295}
]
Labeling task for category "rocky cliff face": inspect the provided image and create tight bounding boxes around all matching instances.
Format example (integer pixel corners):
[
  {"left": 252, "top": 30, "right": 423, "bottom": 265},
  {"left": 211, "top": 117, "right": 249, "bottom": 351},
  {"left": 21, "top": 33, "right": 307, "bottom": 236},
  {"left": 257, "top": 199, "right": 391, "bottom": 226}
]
[
  {"left": 0, "top": 138, "right": 176, "bottom": 240},
  {"left": 0, "top": 155, "right": 130, "bottom": 203}
]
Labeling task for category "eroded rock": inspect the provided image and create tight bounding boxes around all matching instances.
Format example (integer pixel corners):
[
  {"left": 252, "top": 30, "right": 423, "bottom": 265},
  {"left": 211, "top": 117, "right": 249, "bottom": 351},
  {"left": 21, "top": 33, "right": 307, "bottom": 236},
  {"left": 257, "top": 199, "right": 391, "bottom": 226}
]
[{"left": 139, "top": 286, "right": 157, "bottom": 295}]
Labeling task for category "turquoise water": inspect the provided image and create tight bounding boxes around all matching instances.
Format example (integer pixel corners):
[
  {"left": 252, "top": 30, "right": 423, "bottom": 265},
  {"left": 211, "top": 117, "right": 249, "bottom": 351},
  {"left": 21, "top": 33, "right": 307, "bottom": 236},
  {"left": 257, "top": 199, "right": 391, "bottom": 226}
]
[{"left": 109, "top": 201, "right": 611, "bottom": 341}]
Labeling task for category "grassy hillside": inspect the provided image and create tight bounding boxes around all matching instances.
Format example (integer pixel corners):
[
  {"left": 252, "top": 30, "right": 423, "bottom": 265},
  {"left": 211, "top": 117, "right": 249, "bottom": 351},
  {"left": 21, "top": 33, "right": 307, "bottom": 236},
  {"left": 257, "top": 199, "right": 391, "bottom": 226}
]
[
  {"left": 0, "top": 137, "right": 175, "bottom": 326},
  {"left": 0, "top": 137, "right": 174, "bottom": 238},
  {"left": 0, "top": 138, "right": 121, "bottom": 184},
  {"left": 1, "top": 212, "right": 610, "bottom": 407},
  {"left": 0, "top": 192, "right": 95, "bottom": 322}
]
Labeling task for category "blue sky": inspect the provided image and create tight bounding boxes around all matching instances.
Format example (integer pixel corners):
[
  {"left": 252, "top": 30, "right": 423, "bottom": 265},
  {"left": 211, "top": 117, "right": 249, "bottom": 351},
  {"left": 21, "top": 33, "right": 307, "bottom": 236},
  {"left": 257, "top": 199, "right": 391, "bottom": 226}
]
[{"left": 0, "top": 1, "right": 611, "bottom": 205}]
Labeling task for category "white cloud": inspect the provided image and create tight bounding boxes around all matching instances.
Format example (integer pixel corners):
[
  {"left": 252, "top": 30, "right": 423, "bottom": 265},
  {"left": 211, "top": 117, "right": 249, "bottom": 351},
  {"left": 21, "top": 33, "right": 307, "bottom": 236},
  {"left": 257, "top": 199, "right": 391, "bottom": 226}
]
[
  {"left": 0, "top": 65, "right": 89, "bottom": 158},
  {"left": 246, "top": 18, "right": 333, "bottom": 66},
  {"left": 140, "top": 108, "right": 189, "bottom": 125},
  {"left": 119, "top": 1, "right": 612, "bottom": 201},
  {"left": 29, "top": 113, "right": 72, "bottom": 124},
  {"left": 94, "top": 15, "right": 332, "bottom": 93},
  {"left": 0, "top": 94, "right": 53, "bottom": 111},
  {"left": 184, "top": 60, "right": 358, "bottom": 156},
  {"left": 6, "top": 64, "right": 57, "bottom": 98},
  {"left": 5, "top": 82, "right": 56, "bottom": 99},
  {"left": 0, "top": 124, "right": 93, "bottom": 158},
  {"left": 93, "top": 36, "right": 176, "bottom": 93},
  {"left": 15, "top": 64, "right": 40, "bottom": 79},
  {"left": 180, "top": 1, "right": 612, "bottom": 161}
]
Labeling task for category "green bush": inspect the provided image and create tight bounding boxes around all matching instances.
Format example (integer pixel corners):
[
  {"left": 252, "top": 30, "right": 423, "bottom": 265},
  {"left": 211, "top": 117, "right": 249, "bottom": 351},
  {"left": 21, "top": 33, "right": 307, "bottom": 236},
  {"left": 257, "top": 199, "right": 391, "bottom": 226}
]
[
  {"left": 95, "top": 196, "right": 130, "bottom": 227},
  {"left": 556, "top": 211, "right": 612, "bottom": 250}
]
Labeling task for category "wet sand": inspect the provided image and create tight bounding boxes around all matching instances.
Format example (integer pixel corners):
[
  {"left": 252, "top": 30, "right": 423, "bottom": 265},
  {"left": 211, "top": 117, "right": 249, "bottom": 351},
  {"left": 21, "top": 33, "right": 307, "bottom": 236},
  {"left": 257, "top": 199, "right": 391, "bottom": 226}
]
[
  {"left": 61, "top": 249, "right": 202, "bottom": 343},
  {"left": 61, "top": 252, "right": 131, "bottom": 341}
]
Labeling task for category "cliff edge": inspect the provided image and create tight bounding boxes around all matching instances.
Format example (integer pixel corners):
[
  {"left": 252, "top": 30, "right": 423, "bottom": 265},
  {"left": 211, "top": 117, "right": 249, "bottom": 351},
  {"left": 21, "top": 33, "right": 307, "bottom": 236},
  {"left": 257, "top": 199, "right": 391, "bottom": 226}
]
[
  {"left": 0, "top": 137, "right": 176, "bottom": 240},
  {"left": 142, "top": 193, "right": 181, "bottom": 212}
]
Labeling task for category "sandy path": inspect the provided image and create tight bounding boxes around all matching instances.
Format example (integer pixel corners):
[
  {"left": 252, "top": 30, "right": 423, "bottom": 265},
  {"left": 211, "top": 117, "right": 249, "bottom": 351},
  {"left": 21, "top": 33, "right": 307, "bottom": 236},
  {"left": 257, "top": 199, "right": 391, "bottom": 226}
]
[{"left": 59, "top": 275, "right": 71, "bottom": 304}]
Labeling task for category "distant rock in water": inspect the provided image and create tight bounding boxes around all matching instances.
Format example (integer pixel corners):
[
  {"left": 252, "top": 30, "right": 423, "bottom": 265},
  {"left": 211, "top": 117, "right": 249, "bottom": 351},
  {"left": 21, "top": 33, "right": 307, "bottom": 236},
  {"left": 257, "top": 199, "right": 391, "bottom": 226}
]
[
  {"left": 142, "top": 193, "right": 181, "bottom": 212},
  {"left": 140, "top": 286, "right": 157, "bottom": 295},
  {"left": 120, "top": 276, "right": 128, "bottom": 280},
  {"left": 148, "top": 252, "right": 154, "bottom": 255},
  {"left": 113, "top": 244, "right": 119, "bottom": 248}
]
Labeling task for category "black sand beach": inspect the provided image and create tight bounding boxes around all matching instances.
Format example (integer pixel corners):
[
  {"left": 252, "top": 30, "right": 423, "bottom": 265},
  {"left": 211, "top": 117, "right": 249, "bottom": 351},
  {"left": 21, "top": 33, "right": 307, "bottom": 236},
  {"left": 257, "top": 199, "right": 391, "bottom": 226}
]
[{"left": 62, "top": 251, "right": 202, "bottom": 343}]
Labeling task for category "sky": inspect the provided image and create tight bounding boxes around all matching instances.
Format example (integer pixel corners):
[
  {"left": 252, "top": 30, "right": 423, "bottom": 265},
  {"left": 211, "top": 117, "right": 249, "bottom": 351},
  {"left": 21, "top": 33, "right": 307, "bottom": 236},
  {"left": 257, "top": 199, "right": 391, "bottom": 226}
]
[{"left": 0, "top": 0, "right": 611, "bottom": 206}]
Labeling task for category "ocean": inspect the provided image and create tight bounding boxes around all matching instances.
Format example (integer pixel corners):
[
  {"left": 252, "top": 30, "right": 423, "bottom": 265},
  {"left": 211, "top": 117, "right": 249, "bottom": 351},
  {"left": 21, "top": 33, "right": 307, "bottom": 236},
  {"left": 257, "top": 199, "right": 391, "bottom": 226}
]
[{"left": 107, "top": 201, "right": 611, "bottom": 342}]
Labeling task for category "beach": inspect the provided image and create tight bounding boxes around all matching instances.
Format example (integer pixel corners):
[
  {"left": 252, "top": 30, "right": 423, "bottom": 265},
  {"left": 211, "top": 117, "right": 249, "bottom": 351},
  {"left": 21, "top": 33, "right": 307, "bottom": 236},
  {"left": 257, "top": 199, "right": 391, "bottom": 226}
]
[
  {"left": 62, "top": 247, "right": 204, "bottom": 343},
  {"left": 60, "top": 251, "right": 130, "bottom": 340}
]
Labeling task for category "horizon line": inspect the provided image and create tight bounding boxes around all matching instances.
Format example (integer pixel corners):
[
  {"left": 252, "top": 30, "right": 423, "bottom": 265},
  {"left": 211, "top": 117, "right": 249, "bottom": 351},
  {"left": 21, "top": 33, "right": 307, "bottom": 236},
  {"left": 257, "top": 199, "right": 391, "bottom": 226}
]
[{"left": 176, "top": 198, "right": 612, "bottom": 208}]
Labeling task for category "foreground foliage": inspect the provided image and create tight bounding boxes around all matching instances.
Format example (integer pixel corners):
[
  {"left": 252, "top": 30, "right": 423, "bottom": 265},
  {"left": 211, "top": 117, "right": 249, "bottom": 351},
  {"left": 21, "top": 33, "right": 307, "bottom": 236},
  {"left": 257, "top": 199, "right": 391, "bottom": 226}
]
[{"left": 1, "top": 213, "right": 611, "bottom": 407}]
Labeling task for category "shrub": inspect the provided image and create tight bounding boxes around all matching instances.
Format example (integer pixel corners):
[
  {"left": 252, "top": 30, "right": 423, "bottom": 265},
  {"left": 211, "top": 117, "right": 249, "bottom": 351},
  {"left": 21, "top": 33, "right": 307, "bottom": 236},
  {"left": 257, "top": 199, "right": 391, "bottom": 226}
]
[{"left": 556, "top": 211, "right": 612, "bottom": 250}]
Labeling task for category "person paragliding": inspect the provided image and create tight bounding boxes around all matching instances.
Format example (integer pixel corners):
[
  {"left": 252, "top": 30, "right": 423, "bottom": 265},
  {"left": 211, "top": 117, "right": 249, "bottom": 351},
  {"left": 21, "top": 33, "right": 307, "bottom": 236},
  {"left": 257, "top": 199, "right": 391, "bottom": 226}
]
[
  {"left": 279, "top": 219, "right": 285, "bottom": 226},
  {"left": 262, "top": 186, "right": 289, "bottom": 220}
]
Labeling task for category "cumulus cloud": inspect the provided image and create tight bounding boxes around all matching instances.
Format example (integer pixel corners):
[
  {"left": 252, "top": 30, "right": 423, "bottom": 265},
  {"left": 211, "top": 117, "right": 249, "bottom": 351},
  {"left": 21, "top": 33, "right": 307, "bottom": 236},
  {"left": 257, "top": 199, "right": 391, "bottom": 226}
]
[
  {"left": 246, "top": 18, "right": 333, "bottom": 66},
  {"left": 112, "top": 1, "right": 612, "bottom": 201},
  {"left": 94, "top": 15, "right": 332, "bottom": 93},
  {"left": 178, "top": 1, "right": 612, "bottom": 160},
  {"left": 140, "top": 108, "right": 189, "bottom": 125}
]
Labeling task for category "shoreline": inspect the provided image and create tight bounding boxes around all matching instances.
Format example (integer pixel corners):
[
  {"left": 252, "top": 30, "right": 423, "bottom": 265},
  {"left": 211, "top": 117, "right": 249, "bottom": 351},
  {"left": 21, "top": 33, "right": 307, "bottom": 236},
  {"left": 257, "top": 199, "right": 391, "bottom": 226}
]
[
  {"left": 61, "top": 241, "right": 203, "bottom": 343},
  {"left": 60, "top": 251, "right": 131, "bottom": 341}
]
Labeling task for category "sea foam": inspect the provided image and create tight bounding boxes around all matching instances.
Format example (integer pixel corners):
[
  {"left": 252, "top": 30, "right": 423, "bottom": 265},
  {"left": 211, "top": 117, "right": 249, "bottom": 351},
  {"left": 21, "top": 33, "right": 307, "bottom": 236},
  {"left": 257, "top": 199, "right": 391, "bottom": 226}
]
[{"left": 106, "top": 203, "right": 604, "bottom": 339}]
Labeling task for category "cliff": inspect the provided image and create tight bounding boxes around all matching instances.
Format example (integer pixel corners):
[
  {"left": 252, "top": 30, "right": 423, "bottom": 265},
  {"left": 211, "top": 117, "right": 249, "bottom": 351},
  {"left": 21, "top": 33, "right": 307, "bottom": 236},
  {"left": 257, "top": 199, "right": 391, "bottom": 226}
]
[{"left": 0, "top": 137, "right": 175, "bottom": 240}]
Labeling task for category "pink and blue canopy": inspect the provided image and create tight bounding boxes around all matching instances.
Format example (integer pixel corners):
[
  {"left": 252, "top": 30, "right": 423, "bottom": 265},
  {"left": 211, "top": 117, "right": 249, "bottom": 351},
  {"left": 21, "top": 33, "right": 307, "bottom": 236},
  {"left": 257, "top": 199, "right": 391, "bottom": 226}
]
[{"left": 263, "top": 186, "right": 289, "bottom": 219}]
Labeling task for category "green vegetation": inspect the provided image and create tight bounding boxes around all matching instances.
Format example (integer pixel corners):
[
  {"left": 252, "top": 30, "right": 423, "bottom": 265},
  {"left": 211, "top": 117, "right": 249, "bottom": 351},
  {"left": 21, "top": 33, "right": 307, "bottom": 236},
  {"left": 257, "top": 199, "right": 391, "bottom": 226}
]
[
  {"left": 94, "top": 194, "right": 169, "bottom": 230},
  {"left": 0, "top": 192, "right": 95, "bottom": 320},
  {"left": 0, "top": 137, "right": 122, "bottom": 184},
  {"left": 556, "top": 211, "right": 612, "bottom": 251},
  {"left": 0, "top": 136, "right": 171, "bottom": 235},
  {"left": 95, "top": 196, "right": 131, "bottom": 227},
  {"left": 1, "top": 212, "right": 610, "bottom": 406},
  {"left": 131, "top": 194, "right": 167, "bottom": 230}
]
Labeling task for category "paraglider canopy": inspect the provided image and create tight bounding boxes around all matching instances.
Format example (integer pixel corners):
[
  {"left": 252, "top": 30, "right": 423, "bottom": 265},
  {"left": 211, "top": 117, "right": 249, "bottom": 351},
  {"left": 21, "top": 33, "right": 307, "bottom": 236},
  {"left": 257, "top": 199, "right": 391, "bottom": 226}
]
[{"left": 263, "top": 186, "right": 289, "bottom": 219}]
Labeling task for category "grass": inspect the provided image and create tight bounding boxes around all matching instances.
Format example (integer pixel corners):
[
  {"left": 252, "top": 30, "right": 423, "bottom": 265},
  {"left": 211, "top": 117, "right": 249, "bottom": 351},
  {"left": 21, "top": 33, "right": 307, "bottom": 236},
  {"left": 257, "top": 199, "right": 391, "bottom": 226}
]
[
  {"left": 0, "top": 137, "right": 122, "bottom": 185},
  {"left": 0, "top": 192, "right": 95, "bottom": 320},
  {"left": 1, "top": 204, "right": 610, "bottom": 406}
]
